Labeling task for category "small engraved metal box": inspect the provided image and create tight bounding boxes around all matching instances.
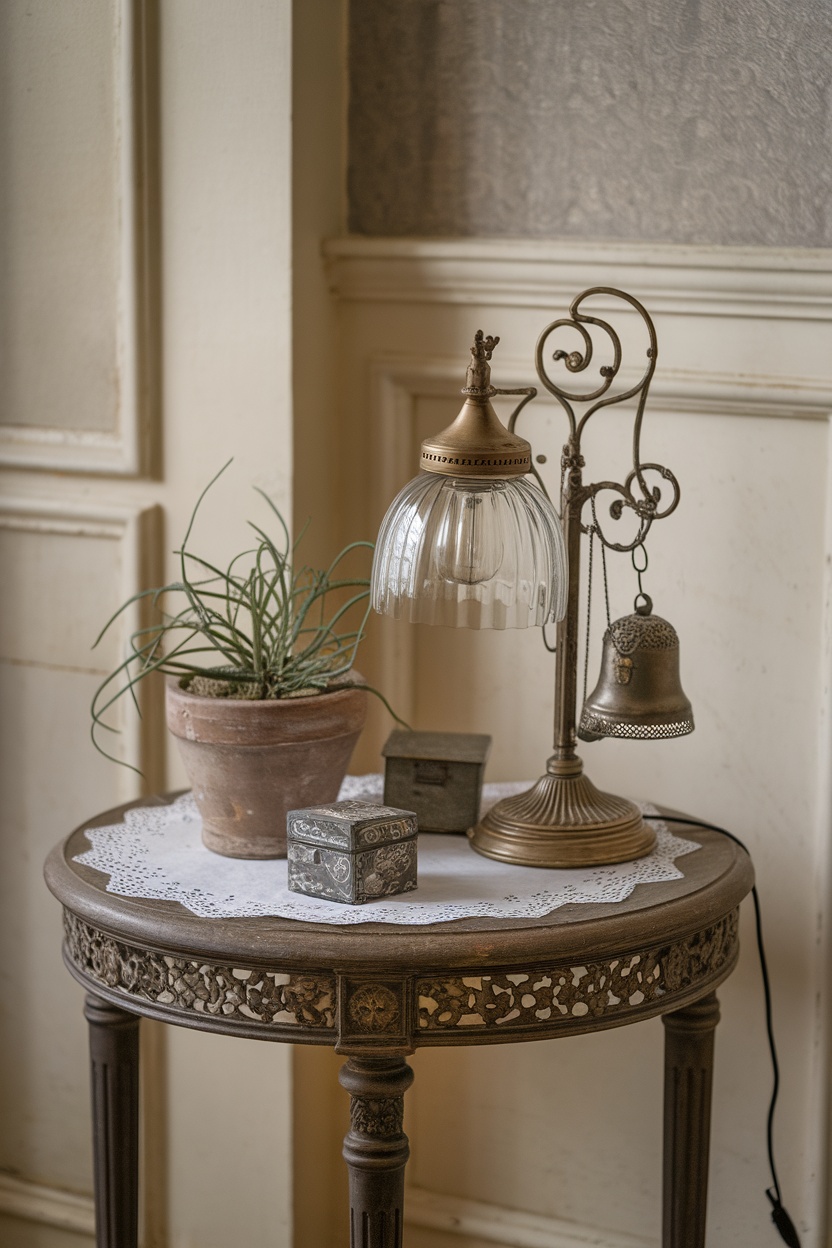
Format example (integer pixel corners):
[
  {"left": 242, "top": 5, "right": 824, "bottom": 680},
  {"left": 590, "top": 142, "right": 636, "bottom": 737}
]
[
  {"left": 287, "top": 800, "right": 418, "bottom": 905},
  {"left": 382, "top": 731, "right": 491, "bottom": 833}
]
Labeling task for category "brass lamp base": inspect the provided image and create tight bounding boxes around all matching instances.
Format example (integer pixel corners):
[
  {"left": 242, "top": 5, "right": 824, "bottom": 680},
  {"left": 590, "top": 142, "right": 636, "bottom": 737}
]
[{"left": 469, "top": 757, "right": 656, "bottom": 867}]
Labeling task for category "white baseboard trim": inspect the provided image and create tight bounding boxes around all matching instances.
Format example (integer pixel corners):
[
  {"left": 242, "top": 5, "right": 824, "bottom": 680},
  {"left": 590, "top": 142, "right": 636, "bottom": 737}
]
[
  {"left": 0, "top": 1172, "right": 95, "bottom": 1237},
  {"left": 404, "top": 1185, "right": 657, "bottom": 1248}
]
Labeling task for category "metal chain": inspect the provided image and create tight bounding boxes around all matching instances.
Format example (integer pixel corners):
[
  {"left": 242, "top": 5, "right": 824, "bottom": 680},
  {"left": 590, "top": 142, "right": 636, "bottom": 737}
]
[
  {"left": 589, "top": 494, "right": 623, "bottom": 660},
  {"left": 591, "top": 496, "right": 614, "bottom": 633},
  {"left": 542, "top": 451, "right": 570, "bottom": 655},
  {"left": 631, "top": 541, "right": 652, "bottom": 613},
  {"left": 582, "top": 521, "right": 595, "bottom": 709}
]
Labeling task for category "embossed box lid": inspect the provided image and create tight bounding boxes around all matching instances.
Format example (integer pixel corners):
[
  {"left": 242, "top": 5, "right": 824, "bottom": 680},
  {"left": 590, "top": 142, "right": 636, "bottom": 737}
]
[
  {"left": 287, "top": 800, "right": 417, "bottom": 852},
  {"left": 381, "top": 730, "right": 491, "bottom": 765}
]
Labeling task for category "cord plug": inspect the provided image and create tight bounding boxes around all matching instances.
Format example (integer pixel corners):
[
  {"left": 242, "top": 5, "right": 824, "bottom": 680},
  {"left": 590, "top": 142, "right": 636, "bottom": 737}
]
[{"left": 766, "top": 1189, "right": 801, "bottom": 1247}]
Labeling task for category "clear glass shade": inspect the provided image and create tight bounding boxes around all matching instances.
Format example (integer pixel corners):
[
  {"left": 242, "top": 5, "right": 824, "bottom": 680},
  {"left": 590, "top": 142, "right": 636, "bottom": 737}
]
[{"left": 371, "top": 474, "right": 568, "bottom": 629}]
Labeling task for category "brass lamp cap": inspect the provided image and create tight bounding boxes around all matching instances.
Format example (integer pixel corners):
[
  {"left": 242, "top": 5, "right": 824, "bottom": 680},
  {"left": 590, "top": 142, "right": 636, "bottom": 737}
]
[{"left": 420, "top": 331, "right": 531, "bottom": 478}]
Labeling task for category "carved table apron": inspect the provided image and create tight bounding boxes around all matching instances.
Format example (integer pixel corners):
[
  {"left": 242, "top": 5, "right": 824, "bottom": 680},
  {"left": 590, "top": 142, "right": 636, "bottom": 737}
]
[{"left": 45, "top": 796, "right": 754, "bottom": 1248}]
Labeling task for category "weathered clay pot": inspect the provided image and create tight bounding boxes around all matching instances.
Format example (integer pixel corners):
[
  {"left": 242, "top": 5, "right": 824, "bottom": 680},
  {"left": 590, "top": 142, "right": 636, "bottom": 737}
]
[{"left": 165, "top": 674, "right": 367, "bottom": 859}]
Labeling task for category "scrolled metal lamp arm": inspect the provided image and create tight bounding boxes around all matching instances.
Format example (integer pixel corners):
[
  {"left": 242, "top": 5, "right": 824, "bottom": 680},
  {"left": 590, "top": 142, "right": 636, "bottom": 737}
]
[{"left": 512, "top": 287, "right": 681, "bottom": 757}]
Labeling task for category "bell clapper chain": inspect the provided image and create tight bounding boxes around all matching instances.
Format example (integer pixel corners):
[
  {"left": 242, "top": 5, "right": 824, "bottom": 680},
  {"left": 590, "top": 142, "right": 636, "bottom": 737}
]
[
  {"left": 581, "top": 494, "right": 616, "bottom": 710},
  {"left": 581, "top": 517, "right": 596, "bottom": 711},
  {"left": 580, "top": 494, "right": 623, "bottom": 731},
  {"left": 579, "top": 499, "right": 629, "bottom": 743},
  {"left": 536, "top": 447, "right": 563, "bottom": 657}
]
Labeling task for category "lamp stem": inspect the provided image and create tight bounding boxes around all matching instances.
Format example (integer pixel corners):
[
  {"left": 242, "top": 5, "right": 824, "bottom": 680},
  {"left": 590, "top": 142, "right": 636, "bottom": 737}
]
[
  {"left": 472, "top": 422, "right": 653, "bottom": 865},
  {"left": 551, "top": 440, "right": 585, "bottom": 765},
  {"left": 467, "top": 289, "right": 675, "bottom": 864}
]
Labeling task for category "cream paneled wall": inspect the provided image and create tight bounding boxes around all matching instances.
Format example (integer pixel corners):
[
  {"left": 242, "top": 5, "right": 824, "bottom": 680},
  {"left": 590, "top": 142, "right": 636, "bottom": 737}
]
[
  {"left": 320, "top": 240, "right": 832, "bottom": 1247},
  {"left": 0, "top": 3, "right": 302, "bottom": 1246}
]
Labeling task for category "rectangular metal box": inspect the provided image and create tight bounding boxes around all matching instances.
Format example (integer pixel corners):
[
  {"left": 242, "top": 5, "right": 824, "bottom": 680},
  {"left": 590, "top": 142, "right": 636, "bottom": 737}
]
[
  {"left": 287, "top": 800, "right": 417, "bottom": 905},
  {"left": 382, "top": 730, "right": 491, "bottom": 833}
]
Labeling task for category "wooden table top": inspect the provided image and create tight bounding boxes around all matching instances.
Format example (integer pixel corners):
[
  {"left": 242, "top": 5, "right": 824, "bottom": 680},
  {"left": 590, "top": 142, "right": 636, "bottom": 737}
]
[{"left": 45, "top": 794, "right": 754, "bottom": 1053}]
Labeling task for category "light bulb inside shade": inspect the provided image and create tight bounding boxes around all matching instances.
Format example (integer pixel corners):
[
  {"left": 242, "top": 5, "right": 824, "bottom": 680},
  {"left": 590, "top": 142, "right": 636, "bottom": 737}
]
[
  {"left": 371, "top": 474, "right": 567, "bottom": 630},
  {"left": 435, "top": 485, "right": 504, "bottom": 585}
]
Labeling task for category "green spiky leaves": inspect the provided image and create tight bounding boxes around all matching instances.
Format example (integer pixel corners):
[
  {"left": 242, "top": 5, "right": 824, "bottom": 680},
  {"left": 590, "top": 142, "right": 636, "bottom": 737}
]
[{"left": 91, "top": 462, "right": 399, "bottom": 771}]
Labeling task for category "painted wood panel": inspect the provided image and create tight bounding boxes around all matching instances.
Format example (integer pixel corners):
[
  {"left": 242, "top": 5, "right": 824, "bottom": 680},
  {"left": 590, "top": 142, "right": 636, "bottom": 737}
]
[
  {"left": 0, "top": 0, "right": 149, "bottom": 475},
  {"left": 0, "top": 502, "right": 154, "bottom": 1205}
]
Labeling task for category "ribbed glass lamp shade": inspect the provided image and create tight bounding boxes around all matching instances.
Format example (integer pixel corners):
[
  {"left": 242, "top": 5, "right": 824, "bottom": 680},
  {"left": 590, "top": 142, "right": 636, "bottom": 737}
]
[{"left": 371, "top": 474, "right": 568, "bottom": 629}]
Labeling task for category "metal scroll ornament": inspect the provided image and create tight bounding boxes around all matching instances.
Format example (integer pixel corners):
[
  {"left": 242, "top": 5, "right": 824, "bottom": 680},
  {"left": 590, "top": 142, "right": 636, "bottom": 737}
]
[{"left": 470, "top": 288, "right": 687, "bottom": 868}]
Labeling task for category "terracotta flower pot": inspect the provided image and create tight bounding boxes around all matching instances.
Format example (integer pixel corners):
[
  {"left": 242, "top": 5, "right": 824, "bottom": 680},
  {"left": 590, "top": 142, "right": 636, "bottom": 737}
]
[{"left": 165, "top": 674, "right": 367, "bottom": 859}]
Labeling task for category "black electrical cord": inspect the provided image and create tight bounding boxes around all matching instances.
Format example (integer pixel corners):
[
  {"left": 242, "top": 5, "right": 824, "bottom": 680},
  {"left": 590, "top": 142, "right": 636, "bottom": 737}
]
[{"left": 643, "top": 813, "right": 801, "bottom": 1247}]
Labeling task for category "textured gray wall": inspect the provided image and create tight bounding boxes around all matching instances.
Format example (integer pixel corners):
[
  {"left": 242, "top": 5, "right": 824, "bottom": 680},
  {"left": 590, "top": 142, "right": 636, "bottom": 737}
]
[{"left": 347, "top": 0, "right": 832, "bottom": 246}]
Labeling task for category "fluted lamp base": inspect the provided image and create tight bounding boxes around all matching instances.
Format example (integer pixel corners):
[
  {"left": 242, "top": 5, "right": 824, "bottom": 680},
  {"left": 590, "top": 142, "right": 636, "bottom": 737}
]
[{"left": 469, "top": 757, "right": 656, "bottom": 867}]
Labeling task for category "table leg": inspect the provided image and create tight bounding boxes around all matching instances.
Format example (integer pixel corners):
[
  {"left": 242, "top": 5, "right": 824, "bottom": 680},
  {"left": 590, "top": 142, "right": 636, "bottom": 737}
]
[
  {"left": 662, "top": 991, "right": 720, "bottom": 1248},
  {"left": 84, "top": 993, "right": 140, "bottom": 1248},
  {"left": 339, "top": 1055, "right": 414, "bottom": 1248}
]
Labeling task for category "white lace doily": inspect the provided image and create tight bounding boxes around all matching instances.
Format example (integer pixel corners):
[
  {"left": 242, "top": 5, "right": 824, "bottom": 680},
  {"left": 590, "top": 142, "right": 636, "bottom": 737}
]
[
  {"left": 74, "top": 775, "right": 699, "bottom": 925},
  {"left": 77, "top": 773, "right": 703, "bottom": 923}
]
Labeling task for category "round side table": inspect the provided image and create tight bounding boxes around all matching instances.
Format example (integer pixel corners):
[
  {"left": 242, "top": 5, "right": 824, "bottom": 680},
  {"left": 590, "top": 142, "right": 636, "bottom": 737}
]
[{"left": 45, "top": 795, "right": 754, "bottom": 1248}]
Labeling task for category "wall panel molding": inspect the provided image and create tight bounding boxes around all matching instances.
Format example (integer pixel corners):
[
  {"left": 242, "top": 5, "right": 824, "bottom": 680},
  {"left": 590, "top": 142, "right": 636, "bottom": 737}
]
[
  {"left": 0, "top": 494, "right": 160, "bottom": 793},
  {"left": 404, "top": 1185, "right": 655, "bottom": 1248},
  {"left": 325, "top": 238, "right": 832, "bottom": 321},
  {"left": 0, "top": 0, "right": 156, "bottom": 476}
]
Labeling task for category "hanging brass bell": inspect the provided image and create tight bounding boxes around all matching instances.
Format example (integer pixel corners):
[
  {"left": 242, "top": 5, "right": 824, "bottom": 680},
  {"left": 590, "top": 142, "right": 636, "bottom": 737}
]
[{"left": 579, "top": 596, "right": 694, "bottom": 740}]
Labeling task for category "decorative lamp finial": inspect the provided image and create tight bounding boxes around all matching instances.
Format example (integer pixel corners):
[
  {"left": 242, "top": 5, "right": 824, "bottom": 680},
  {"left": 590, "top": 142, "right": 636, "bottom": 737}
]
[{"left": 465, "top": 330, "right": 500, "bottom": 395}]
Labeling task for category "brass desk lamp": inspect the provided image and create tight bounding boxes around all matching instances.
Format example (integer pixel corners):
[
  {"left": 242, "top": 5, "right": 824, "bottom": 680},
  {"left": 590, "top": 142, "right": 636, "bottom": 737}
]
[{"left": 371, "top": 288, "right": 692, "bottom": 868}]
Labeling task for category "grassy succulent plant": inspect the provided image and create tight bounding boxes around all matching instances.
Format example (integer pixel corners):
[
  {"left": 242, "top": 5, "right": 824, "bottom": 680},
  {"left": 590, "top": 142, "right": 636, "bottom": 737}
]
[{"left": 91, "top": 462, "right": 393, "bottom": 768}]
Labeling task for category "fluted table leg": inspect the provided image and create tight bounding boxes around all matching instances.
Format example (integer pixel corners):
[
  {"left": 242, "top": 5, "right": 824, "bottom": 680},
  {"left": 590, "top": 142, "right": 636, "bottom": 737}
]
[
  {"left": 662, "top": 991, "right": 720, "bottom": 1248},
  {"left": 339, "top": 1055, "right": 414, "bottom": 1248},
  {"left": 84, "top": 993, "right": 140, "bottom": 1248}
]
